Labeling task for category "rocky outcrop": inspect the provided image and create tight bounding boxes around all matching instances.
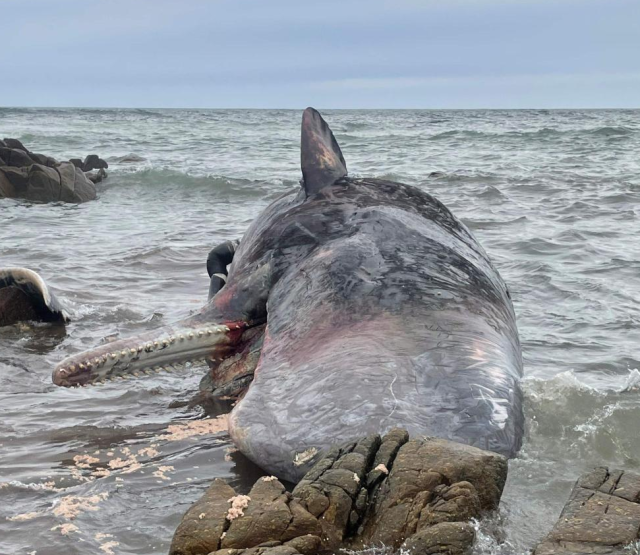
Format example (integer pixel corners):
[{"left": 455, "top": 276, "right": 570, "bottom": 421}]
[
  {"left": 169, "top": 430, "right": 508, "bottom": 555},
  {"left": 533, "top": 467, "right": 640, "bottom": 555},
  {"left": 0, "top": 137, "right": 108, "bottom": 203}
]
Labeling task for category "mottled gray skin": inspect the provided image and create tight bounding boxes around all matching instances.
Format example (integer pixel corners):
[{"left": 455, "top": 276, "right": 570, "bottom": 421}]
[
  {"left": 52, "top": 108, "right": 523, "bottom": 483},
  {"left": 225, "top": 175, "right": 523, "bottom": 481}
]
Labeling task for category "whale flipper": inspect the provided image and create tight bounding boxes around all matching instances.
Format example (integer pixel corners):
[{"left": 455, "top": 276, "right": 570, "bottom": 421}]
[
  {"left": 0, "top": 268, "right": 69, "bottom": 326},
  {"left": 300, "top": 107, "right": 347, "bottom": 196}
]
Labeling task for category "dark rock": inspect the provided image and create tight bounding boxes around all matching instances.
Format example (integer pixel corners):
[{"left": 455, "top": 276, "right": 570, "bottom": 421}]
[
  {"left": 0, "top": 147, "right": 34, "bottom": 168},
  {"left": 82, "top": 154, "right": 108, "bottom": 171},
  {"left": 0, "top": 167, "right": 29, "bottom": 197},
  {"left": 0, "top": 162, "right": 96, "bottom": 203},
  {"left": 29, "top": 152, "right": 58, "bottom": 167},
  {"left": 0, "top": 142, "right": 102, "bottom": 203},
  {"left": 85, "top": 167, "right": 108, "bottom": 184},
  {"left": 3, "top": 138, "right": 28, "bottom": 152},
  {"left": 170, "top": 431, "right": 507, "bottom": 555},
  {"left": 57, "top": 161, "right": 97, "bottom": 203},
  {"left": 69, "top": 158, "right": 84, "bottom": 169},
  {"left": 533, "top": 467, "right": 640, "bottom": 555}
]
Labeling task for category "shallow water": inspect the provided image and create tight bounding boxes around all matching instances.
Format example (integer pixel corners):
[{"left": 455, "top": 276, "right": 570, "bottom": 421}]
[{"left": 1, "top": 108, "right": 640, "bottom": 554}]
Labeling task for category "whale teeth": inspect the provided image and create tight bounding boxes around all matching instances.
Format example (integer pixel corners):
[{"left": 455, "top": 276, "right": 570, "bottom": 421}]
[
  {"left": 178, "top": 334, "right": 184, "bottom": 341},
  {"left": 222, "top": 326, "right": 230, "bottom": 332},
  {"left": 133, "top": 372, "right": 140, "bottom": 378},
  {"left": 121, "top": 350, "right": 127, "bottom": 357},
  {"left": 206, "top": 329, "right": 213, "bottom": 335},
  {"left": 110, "top": 353, "right": 118, "bottom": 360},
  {"left": 162, "top": 339, "right": 169, "bottom": 347},
  {"left": 187, "top": 332, "right": 194, "bottom": 340},
  {"left": 130, "top": 348, "right": 136, "bottom": 355}
]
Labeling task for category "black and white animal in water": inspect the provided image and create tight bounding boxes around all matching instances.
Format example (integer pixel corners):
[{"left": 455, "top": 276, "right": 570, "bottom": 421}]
[{"left": 52, "top": 108, "right": 524, "bottom": 482}]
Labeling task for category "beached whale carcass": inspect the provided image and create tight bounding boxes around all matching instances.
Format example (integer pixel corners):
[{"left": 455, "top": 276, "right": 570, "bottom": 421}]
[{"left": 52, "top": 108, "right": 523, "bottom": 482}]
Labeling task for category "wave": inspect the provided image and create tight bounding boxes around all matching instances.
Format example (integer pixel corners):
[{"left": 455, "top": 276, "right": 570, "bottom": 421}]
[
  {"left": 426, "top": 126, "right": 636, "bottom": 142},
  {"left": 102, "top": 168, "right": 297, "bottom": 198}
]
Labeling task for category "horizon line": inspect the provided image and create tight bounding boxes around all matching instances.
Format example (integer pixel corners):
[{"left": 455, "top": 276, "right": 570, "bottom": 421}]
[{"left": 2, "top": 105, "right": 640, "bottom": 111}]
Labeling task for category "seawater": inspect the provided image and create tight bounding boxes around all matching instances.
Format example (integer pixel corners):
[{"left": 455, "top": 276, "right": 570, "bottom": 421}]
[{"left": 1, "top": 108, "right": 640, "bottom": 554}]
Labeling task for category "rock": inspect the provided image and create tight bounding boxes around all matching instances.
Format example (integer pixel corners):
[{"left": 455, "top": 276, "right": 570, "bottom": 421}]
[
  {"left": 82, "top": 154, "right": 108, "bottom": 171},
  {"left": 0, "top": 147, "right": 34, "bottom": 167},
  {"left": 222, "top": 478, "right": 321, "bottom": 549},
  {"left": 85, "top": 167, "right": 108, "bottom": 184},
  {"left": 57, "top": 161, "right": 97, "bottom": 202},
  {"left": 29, "top": 152, "right": 58, "bottom": 167},
  {"left": 170, "top": 431, "right": 507, "bottom": 555},
  {"left": 169, "top": 479, "right": 236, "bottom": 555},
  {"left": 359, "top": 437, "right": 505, "bottom": 550},
  {"left": 69, "top": 158, "right": 84, "bottom": 169},
  {"left": 3, "top": 138, "right": 28, "bottom": 152},
  {"left": 533, "top": 467, "right": 640, "bottom": 555},
  {"left": 401, "top": 522, "right": 476, "bottom": 555},
  {"left": 0, "top": 139, "right": 104, "bottom": 203}
]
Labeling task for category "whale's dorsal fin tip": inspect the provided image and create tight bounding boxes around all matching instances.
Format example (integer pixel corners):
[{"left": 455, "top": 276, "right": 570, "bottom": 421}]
[{"left": 300, "top": 107, "right": 347, "bottom": 197}]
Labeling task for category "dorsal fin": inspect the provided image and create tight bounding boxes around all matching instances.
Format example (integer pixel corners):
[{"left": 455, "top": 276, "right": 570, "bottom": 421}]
[{"left": 300, "top": 107, "right": 347, "bottom": 196}]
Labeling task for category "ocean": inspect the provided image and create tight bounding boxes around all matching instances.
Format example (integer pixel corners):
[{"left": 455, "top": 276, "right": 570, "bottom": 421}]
[{"left": 1, "top": 108, "right": 640, "bottom": 554}]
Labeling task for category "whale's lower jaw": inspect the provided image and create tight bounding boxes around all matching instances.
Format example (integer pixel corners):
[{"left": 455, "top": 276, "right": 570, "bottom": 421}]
[{"left": 52, "top": 319, "right": 250, "bottom": 387}]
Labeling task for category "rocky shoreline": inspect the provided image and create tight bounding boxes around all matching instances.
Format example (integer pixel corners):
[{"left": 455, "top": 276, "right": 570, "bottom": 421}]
[
  {"left": 169, "top": 430, "right": 507, "bottom": 555},
  {"left": 0, "top": 137, "right": 108, "bottom": 203},
  {"left": 169, "top": 430, "right": 640, "bottom": 555}
]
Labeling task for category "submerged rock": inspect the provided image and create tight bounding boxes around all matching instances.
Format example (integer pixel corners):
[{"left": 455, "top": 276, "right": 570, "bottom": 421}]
[
  {"left": 169, "top": 430, "right": 507, "bottom": 555},
  {"left": 0, "top": 138, "right": 107, "bottom": 203},
  {"left": 533, "top": 467, "right": 640, "bottom": 555},
  {"left": 82, "top": 153, "right": 108, "bottom": 172}
]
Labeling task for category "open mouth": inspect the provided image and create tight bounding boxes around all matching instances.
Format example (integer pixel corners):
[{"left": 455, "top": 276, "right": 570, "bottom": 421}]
[{"left": 52, "top": 319, "right": 254, "bottom": 387}]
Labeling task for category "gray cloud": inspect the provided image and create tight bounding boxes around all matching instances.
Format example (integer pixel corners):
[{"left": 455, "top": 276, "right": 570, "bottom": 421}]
[{"left": 1, "top": 0, "right": 638, "bottom": 107}]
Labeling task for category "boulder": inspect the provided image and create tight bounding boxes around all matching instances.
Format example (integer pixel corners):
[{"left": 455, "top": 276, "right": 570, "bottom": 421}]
[
  {"left": 85, "top": 167, "right": 108, "bottom": 184},
  {"left": 0, "top": 147, "right": 34, "bottom": 168},
  {"left": 3, "top": 138, "right": 28, "bottom": 152},
  {"left": 82, "top": 154, "right": 108, "bottom": 171},
  {"left": 533, "top": 467, "right": 640, "bottom": 555},
  {"left": 0, "top": 163, "right": 96, "bottom": 203},
  {"left": 29, "top": 152, "right": 58, "bottom": 167},
  {"left": 0, "top": 167, "right": 28, "bottom": 197},
  {"left": 57, "top": 161, "right": 97, "bottom": 202},
  {"left": 169, "top": 431, "right": 508, "bottom": 555},
  {"left": 0, "top": 139, "right": 104, "bottom": 203}
]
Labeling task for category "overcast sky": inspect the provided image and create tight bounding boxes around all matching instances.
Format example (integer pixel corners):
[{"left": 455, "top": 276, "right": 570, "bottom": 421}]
[{"left": 2, "top": 0, "right": 639, "bottom": 108}]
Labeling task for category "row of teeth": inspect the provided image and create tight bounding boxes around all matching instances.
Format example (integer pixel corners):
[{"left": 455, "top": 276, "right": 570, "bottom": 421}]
[
  {"left": 57, "top": 323, "right": 245, "bottom": 381},
  {"left": 82, "top": 357, "right": 211, "bottom": 386}
]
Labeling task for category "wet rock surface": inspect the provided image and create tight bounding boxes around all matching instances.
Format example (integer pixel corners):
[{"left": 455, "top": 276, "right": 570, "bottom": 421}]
[
  {"left": 533, "top": 467, "right": 640, "bottom": 555},
  {"left": 0, "top": 138, "right": 108, "bottom": 202},
  {"left": 169, "top": 430, "right": 508, "bottom": 555}
]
